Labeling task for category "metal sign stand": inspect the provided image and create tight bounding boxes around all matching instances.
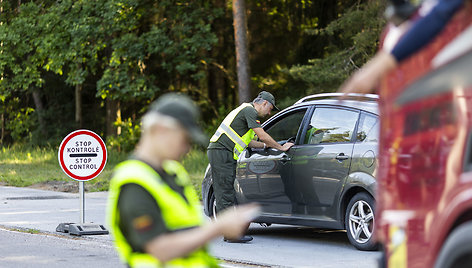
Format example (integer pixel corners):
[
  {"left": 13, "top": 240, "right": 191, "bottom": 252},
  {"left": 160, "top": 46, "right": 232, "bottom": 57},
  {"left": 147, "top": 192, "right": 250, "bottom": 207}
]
[
  {"left": 79, "top": 181, "right": 85, "bottom": 223},
  {"left": 56, "top": 130, "right": 109, "bottom": 236},
  {"left": 65, "top": 181, "right": 108, "bottom": 236},
  {"left": 56, "top": 181, "right": 108, "bottom": 236}
]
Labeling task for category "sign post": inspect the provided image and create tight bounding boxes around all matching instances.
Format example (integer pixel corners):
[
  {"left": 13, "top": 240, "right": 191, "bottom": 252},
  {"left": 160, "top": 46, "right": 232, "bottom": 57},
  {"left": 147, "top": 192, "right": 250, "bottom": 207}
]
[{"left": 56, "top": 129, "right": 109, "bottom": 236}]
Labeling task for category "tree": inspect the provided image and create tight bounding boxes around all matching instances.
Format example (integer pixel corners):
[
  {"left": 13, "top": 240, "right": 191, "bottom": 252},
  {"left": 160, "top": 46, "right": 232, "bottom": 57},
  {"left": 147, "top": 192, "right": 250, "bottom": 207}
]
[
  {"left": 233, "top": 0, "right": 251, "bottom": 103},
  {"left": 287, "top": 1, "right": 386, "bottom": 94},
  {"left": 0, "top": 2, "right": 50, "bottom": 141}
]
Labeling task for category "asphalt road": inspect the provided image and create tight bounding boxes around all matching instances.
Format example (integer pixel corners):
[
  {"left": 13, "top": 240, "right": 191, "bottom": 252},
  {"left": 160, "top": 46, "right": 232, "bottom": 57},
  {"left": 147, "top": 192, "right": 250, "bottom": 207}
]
[
  {"left": 211, "top": 224, "right": 380, "bottom": 267},
  {"left": 0, "top": 186, "right": 381, "bottom": 267},
  {"left": 0, "top": 228, "right": 123, "bottom": 268}
]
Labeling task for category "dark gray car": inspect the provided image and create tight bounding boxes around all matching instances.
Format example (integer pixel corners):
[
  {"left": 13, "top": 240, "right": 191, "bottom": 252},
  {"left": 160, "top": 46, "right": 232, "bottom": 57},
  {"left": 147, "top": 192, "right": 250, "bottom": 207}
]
[{"left": 202, "top": 93, "right": 379, "bottom": 250}]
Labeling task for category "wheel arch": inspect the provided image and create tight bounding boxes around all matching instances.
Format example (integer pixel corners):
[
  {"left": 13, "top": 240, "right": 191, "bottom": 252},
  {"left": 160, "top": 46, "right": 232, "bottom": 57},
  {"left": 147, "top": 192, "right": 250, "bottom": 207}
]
[
  {"left": 434, "top": 217, "right": 472, "bottom": 268},
  {"left": 432, "top": 188, "right": 472, "bottom": 266},
  {"left": 434, "top": 208, "right": 472, "bottom": 262},
  {"left": 340, "top": 186, "right": 375, "bottom": 227}
]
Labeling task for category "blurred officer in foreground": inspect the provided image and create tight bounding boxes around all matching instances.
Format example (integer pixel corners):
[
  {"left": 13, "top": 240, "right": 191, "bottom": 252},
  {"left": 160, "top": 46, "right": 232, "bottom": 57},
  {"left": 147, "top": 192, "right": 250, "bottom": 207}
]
[
  {"left": 208, "top": 91, "right": 293, "bottom": 243},
  {"left": 107, "top": 93, "right": 259, "bottom": 268}
]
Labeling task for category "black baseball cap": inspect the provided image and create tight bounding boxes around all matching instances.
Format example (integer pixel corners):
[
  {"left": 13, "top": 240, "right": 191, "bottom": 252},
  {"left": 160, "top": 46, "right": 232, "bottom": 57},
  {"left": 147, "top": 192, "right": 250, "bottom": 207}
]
[
  {"left": 148, "top": 93, "right": 208, "bottom": 145},
  {"left": 257, "top": 91, "right": 279, "bottom": 110}
]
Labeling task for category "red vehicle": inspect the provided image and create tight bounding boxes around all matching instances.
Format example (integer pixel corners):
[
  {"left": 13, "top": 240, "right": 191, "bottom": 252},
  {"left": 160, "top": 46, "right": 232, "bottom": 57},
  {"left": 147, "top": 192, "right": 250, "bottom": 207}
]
[{"left": 376, "top": 2, "right": 472, "bottom": 268}]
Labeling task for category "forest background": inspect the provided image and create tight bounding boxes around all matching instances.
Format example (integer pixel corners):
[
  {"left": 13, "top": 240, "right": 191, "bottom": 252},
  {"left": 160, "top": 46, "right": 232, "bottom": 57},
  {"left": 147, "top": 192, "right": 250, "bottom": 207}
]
[{"left": 0, "top": 0, "right": 386, "bottom": 192}]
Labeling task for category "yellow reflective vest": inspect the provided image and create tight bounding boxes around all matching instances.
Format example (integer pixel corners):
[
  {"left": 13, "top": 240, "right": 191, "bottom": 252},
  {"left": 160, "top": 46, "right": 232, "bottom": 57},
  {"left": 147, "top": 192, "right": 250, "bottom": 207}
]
[
  {"left": 107, "top": 160, "right": 219, "bottom": 268},
  {"left": 210, "top": 103, "right": 256, "bottom": 160}
]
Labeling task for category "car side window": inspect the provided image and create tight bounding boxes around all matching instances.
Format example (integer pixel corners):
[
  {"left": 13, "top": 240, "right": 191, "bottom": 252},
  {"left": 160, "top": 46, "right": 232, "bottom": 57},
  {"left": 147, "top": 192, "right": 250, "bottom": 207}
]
[
  {"left": 265, "top": 109, "right": 307, "bottom": 142},
  {"left": 305, "top": 107, "right": 359, "bottom": 144},
  {"left": 356, "top": 113, "right": 379, "bottom": 143}
]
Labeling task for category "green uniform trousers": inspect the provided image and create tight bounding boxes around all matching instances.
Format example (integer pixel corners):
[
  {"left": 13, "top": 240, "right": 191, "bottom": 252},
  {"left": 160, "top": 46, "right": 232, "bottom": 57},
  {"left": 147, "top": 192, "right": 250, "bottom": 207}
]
[{"left": 207, "top": 149, "right": 237, "bottom": 213}]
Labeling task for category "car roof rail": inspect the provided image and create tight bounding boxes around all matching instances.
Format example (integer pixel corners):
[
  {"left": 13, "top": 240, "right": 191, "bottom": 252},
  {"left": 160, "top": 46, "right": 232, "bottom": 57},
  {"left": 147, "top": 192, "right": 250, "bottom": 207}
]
[{"left": 294, "top": 93, "right": 379, "bottom": 104}]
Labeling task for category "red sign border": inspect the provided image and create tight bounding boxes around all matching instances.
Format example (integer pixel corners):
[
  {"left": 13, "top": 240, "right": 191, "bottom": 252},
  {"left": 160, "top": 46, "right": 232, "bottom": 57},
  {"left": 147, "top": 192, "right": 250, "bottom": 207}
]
[{"left": 58, "top": 130, "right": 107, "bottom": 181}]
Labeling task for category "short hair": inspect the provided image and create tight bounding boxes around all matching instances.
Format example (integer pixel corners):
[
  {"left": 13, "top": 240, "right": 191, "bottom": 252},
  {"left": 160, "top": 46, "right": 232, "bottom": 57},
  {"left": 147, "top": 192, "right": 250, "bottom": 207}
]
[
  {"left": 141, "top": 112, "right": 181, "bottom": 134},
  {"left": 252, "top": 97, "right": 265, "bottom": 104}
]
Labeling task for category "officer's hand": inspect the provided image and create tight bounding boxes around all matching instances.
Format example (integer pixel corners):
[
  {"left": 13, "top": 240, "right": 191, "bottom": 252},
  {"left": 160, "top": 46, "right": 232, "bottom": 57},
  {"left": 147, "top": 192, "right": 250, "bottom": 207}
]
[
  {"left": 214, "top": 204, "right": 260, "bottom": 239},
  {"left": 281, "top": 142, "right": 294, "bottom": 152}
]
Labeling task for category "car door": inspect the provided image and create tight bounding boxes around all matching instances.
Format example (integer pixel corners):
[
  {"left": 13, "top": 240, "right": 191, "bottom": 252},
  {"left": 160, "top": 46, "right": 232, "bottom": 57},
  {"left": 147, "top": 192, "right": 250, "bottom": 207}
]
[
  {"left": 290, "top": 106, "right": 359, "bottom": 220},
  {"left": 235, "top": 107, "right": 309, "bottom": 215}
]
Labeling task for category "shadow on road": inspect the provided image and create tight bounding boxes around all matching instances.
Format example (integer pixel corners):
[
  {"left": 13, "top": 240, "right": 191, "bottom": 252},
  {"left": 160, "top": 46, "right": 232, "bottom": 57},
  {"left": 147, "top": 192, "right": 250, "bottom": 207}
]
[{"left": 247, "top": 225, "right": 351, "bottom": 246}]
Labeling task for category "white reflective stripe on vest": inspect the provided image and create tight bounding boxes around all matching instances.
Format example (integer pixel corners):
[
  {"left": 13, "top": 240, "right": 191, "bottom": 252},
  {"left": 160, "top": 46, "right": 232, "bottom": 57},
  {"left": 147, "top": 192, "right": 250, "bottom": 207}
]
[{"left": 216, "top": 123, "right": 247, "bottom": 149}]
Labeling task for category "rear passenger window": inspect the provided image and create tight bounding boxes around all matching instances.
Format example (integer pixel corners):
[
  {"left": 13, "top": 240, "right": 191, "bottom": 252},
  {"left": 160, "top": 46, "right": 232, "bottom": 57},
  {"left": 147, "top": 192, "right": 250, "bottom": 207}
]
[
  {"left": 356, "top": 114, "right": 379, "bottom": 143},
  {"left": 305, "top": 108, "right": 359, "bottom": 144}
]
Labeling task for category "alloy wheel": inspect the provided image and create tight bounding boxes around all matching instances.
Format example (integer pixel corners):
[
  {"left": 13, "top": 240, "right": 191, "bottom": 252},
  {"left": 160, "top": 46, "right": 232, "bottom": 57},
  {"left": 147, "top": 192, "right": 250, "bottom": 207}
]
[{"left": 348, "top": 200, "right": 374, "bottom": 244}]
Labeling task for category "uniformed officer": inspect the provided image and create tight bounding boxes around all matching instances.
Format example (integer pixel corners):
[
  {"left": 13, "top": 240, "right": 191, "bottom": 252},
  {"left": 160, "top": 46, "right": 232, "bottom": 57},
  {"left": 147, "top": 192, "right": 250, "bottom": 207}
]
[
  {"left": 107, "top": 93, "right": 259, "bottom": 268},
  {"left": 207, "top": 91, "right": 294, "bottom": 243}
]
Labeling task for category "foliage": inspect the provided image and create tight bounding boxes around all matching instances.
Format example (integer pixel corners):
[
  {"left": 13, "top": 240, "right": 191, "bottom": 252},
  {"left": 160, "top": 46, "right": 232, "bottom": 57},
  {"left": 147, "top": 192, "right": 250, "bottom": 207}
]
[
  {"left": 287, "top": 0, "right": 386, "bottom": 94},
  {"left": 1, "top": 97, "right": 35, "bottom": 143},
  {"left": 6, "top": 107, "right": 35, "bottom": 142},
  {"left": 97, "top": 0, "right": 221, "bottom": 101},
  {"left": 0, "top": 0, "right": 221, "bottom": 145},
  {"left": 106, "top": 118, "right": 141, "bottom": 152}
]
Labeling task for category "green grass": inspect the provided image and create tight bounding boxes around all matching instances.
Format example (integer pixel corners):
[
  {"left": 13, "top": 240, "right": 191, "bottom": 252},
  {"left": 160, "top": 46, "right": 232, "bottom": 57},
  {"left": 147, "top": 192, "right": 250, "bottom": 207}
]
[
  {"left": 11, "top": 227, "right": 41, "bottom": 234},
  {"left": 0, "top": 145, "right": 209, "bottom": 197},
  {"left": 182, "top": 149, "right": 209, "bottom": 198}
]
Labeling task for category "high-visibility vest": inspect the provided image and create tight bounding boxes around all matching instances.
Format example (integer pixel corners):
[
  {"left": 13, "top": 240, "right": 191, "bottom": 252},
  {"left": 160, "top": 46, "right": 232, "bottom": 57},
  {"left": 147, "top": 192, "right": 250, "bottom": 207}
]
[
  {"left": 210, "top": 103, "right": 256, "bottom": 160},
  {"left": 107, "top": 159, "right": 219, "bottom": 268}
]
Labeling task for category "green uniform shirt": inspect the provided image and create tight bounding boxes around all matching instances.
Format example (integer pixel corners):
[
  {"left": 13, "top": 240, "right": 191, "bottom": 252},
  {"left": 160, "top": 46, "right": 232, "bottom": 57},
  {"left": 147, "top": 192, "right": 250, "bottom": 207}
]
[
  {"left": 208, "top": 104, "right": 261, "bottom": 151},
  {"left": 117, "top": 159, "right": 188, "bottom": 253}
]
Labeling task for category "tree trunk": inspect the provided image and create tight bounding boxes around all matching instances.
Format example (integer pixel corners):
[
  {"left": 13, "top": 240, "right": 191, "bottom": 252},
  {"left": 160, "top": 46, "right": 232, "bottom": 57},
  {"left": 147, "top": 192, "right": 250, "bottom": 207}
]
[
  {"left": 1, "top": 111, "right": 4, "bottom": 144},
  {"left": 75, "top": 84, "right": 83, "bottom": 129},
  {"left": 116, "top": 101, "right": 121, "bottom": 136},
  {"left": 106, "top": 99, "right": 121, "bottom": 137},
  {"left": 0, "top": 1, "right": 3, "bottom": 144},
  {"left": 232, "top": 0, "right": 251, "bottom": 104},
  {"left": 208, "top": 65, "right": 220, "bottom": 109},
  {"left": 32, "top": 89, "right": 47, "bottom": 138}
]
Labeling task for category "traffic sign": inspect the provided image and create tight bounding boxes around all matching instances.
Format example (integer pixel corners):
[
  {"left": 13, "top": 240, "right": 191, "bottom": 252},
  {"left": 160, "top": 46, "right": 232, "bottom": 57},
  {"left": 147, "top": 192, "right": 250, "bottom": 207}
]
[
  {"left": 56, "top": 130, "right": 109, "bottom": 234},
  {"left": 58, "top": 130, "right": 107, "bottom": 181}
]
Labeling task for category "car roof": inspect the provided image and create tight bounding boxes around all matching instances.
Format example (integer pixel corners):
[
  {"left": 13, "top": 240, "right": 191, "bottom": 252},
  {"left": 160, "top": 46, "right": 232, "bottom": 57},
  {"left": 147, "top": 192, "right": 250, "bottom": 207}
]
[{"left": 281, "top": 94, "right": 379, "bottom": 115}]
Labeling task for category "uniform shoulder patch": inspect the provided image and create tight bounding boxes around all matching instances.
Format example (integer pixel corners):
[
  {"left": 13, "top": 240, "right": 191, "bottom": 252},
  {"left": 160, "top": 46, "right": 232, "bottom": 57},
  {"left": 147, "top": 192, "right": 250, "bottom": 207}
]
[{"left": 132, "top": 215, "right": 154, "bottom": 232}]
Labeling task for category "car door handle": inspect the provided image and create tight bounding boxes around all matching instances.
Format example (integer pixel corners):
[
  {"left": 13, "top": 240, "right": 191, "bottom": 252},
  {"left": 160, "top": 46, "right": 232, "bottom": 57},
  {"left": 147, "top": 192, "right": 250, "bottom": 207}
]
[
  {"left": 335, "top": 153, "right": 350, "bottom": 161},
  {"left": 280, "top": 154, "right": 291, "bottom": 163}
]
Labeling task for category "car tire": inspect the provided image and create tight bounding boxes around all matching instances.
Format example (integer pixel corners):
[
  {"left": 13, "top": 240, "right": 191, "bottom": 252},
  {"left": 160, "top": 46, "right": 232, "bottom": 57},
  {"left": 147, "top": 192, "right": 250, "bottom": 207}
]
[
  {"left": 345, "top": 192, "right": 377, "bottom": 251},
  {"left": 434, "top": 222, "right": 472, "bottom": 268},
  {"left": 208, "top": 190, "right": 217, "bottom": 220}
]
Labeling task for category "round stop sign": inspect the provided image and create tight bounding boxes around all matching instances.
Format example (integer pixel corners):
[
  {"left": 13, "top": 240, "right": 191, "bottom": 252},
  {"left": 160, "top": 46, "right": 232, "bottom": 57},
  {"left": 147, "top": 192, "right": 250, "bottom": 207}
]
[{"left": 58, "top": 130, "right": 107, "bottom": 181}]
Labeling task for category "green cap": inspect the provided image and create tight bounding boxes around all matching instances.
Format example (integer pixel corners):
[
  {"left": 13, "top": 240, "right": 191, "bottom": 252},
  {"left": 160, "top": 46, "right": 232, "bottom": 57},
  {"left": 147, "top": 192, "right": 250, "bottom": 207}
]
[
  {"left": 149, "top": 93, "right": 208, "bottom": 145},
  {"left": 257, "top": 91, "right": 279, "bottom": 110}
]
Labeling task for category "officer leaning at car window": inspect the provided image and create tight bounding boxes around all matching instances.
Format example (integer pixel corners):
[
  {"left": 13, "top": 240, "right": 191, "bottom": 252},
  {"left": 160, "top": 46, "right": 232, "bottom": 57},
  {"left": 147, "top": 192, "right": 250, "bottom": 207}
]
[
  {"left": 207, "top": 91, "right": 294, "bottom": 243},
  {"left": 107, "top": 93, "right": 260, "bottom": 268}
]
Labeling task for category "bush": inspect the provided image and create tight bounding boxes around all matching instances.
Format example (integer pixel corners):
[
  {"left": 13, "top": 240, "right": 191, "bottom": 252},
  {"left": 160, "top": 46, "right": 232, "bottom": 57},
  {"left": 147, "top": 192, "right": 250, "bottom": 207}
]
[{"left": 106, "top": 118, "right": 141, "bottom": 153}]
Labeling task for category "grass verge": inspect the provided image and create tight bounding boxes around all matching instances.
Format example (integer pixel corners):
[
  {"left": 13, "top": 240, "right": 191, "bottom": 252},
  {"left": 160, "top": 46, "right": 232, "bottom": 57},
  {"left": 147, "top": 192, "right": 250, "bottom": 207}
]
[{"left": 0, "top": 145, "right": 209, "bottom": 198}]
